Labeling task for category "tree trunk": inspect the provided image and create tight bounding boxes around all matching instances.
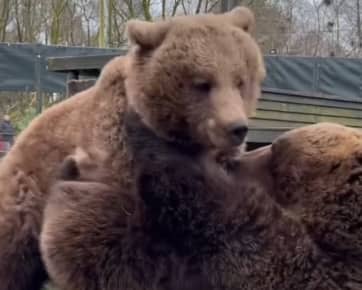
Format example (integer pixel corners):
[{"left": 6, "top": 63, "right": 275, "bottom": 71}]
[
  {"left": 357, "top": 0, "right": 361, "bottom": 50},
  {"left": 162, "top": 0, "right": 166, "bottom": 19},
  {"left": 50, "top": 0, "right": 68, "bottom": 45},
  {"left": 142, "top": 0, "right": 152, "bottom": 21},
  {"left": 98, "top": 0, "right": 106, "bottom": 47},
  {"left": 14, "top": 0, "right": 23, "bottom": 42},
  {"left": 0, "top": 0, "right": 11, "bottom": 42}
]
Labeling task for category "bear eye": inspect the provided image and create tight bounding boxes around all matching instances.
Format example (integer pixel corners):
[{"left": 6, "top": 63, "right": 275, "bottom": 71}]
[{"left": 191, "top": 79, "right": 212, "bottom": 94}]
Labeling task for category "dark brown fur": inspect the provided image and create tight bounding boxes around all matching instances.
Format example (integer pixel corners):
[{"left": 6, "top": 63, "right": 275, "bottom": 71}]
[
  {"left": 41, "top": 118, "right": 362, "bottom": 290},
  {"left": 0, "top": 170, "right": 48, "bottom": 290}
]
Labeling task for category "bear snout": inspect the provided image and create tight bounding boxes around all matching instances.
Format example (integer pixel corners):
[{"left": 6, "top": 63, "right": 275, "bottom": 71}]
[
  {"left": 202, "top": 117, "right": 249, "bottom": 150},
  {"left": 226, "top": 120, "right": 248, "bottom": 146}
]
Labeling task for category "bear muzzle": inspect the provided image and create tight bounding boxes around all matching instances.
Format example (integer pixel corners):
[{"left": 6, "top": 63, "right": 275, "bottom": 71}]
[
  {"left": 226, "top": 121, "right": 249, "bottom": 146},
  {"left": 203, "top": 118, "right": 249, "bottom": 150}
]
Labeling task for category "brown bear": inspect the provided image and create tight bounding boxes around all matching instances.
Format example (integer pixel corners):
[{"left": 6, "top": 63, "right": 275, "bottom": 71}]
[
  {"left": 0, "top": 6, "right": 265, "bottom": 290},
  {"left": 270, "top": 122, "right": 362, "bottom": 267},
  {"left": 40, "top": 110, "right": 267, "bottom": 290},
  {"left": 41, "top": 118, "right": 362, "bottom": 289}
]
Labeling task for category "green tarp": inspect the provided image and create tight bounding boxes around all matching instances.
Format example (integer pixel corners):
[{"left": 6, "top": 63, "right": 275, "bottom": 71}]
[
  {"left": 0, "top": 43, "right": 120, "bottom": 93},
  {"left": 0, "top": 43, "right": 361, "bottom": 102}
]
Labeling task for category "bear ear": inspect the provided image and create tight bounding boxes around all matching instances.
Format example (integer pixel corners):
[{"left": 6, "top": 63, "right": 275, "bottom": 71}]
[
  {"left": 225, "top": 6, "right": 255, "bottom": 34},
  {"left": 127, "top": 19, "right": 170, "bottom": 50}
]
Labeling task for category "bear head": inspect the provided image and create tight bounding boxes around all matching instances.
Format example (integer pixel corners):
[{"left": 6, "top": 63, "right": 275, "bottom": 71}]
[
  {"left": 269, "top": 123, "right": 362, "bottom": 258},
  {"left": 125, "top": 6, "right": 265, "bottom": 151}
]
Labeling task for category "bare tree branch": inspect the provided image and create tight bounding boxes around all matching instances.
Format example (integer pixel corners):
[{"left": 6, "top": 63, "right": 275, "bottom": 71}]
[
  {"left": 181, "top": 0, "right": 188, "bottom": 15},
  {"left": 142, "top": 0, "right": 152, "bottom": 21},
  {"left": 207, "top": 0, "right": 220, "bottom": 12},
  {"left": 195, "top": 0, "right": 203, "bottom": 14},
  {"left": 171, "top": 0, "right": 182, "bottom": 16}
]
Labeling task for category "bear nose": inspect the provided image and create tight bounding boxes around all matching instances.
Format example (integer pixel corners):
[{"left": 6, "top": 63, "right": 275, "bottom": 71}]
[{"left": 227, "top": 121, "right": 248, "bottom": 146}]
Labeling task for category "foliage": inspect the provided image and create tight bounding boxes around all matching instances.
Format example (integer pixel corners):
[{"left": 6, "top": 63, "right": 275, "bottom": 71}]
[
  {"left": 11, "top": 105, "right": 37, "bottom": 133},
  {"left": 0, "top": 0, "right": 358, "bottom": 56},
  {"left": 8, "top": 1, "right": 274, "bottom": 50},
  {"left": 0, "top": 92, "right": 66, "bottom": 135}
]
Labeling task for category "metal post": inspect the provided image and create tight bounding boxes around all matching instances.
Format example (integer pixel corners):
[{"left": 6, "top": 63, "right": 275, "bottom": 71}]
[
  {"left": 34, "top": 44, "right": 43, "bottom": 114},
  {"left": 230, "top": 0, "right": 240, "bottom": 9},
  {"left": 220, "top": 0, "right": 230, "bottom": 12},
  {"left": 220, "top": 0, "right": 239, "bottom": 12}
]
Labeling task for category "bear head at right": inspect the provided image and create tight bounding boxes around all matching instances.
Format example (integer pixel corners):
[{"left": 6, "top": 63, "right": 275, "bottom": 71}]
[{"left": 269, "top": 123, "right": 362, "bottom": 261}]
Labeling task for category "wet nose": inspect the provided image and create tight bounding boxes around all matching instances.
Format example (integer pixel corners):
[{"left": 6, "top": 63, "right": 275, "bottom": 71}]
[{"left": 227, "top": 121, "right": 248, "bottom": 146}]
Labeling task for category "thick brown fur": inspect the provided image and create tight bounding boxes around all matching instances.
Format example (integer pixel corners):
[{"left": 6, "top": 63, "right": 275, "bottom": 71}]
[
  {"left": 41, "top": 112, "right": 213, "bottom": 289},
  {"left": 0, "top": 56, "right": 130, "bottom": 290},
  {"left": 41, "top": 118, "right": 362, "bottom": 290},
  {"left": 270, "top": 122, "right": 362, "bottom": 265},
  {"left": 0, "top": 6, "right": 264, "bottom": 290},
  {"left": 40, "top": 112, "right": 266, "bottom": 290}
]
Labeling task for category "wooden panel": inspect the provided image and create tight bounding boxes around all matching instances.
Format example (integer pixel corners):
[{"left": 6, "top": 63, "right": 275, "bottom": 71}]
[
  {"left": 248, "top": 124, "right": 362, "bottom": 143},
  {"left": 258, "top": 100, "right": 362, "bottom": 119},
  {"left": 263, "top": 88, "right": 362, "bottom": 103},
  {"left": 255, "top": 109, "right": 362, "bottom": 127},
  {"left": 250, "top": 118, "right": 308, "bottom": 128},
  {"left": 248, "top": 128, "right": 289, "bottom": 143},
  {"left": 47, "top": 53, "right": 122, "bottom": 72},
  {"left": 261, "top": 93, "right": 362, "bottom": 110},
  {"left": 67, "top": 79, "right": 96, "bottom": 96}
]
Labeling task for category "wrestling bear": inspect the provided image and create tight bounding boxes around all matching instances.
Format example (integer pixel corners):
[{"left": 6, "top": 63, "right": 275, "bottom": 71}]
[
  {"left": 41, "top": 110, "right": 237, "bottom": 290},
  {"left": 270, "top": 122, "right": 362, "bottom": 267},
  {"left": 42, "top": 122, "right": 362, "bottom": 290},
  {"left": 0, "top": 6, "right": 265, "bottom": 290}
]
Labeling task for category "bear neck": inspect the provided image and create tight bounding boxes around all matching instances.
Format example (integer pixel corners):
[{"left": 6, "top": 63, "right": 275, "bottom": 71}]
[
  {"left": 124, "top": 110, "right": 203, "bottom": 158},
  {"left": 123, "top": 111, "right": 313, "bottom": 263},
  {"left": 123, "top": 110, "right": 284, "bottom": 258}
]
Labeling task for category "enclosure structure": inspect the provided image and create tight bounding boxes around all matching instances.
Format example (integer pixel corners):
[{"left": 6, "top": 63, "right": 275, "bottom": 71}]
[
  {"left": 0, "top": 43, "right": 121, "bottom": 111},
  {"left": 47, "top": 53, "right": 362, "bottom": 147},
  {"left": 0, "top": 43, "right": 122, "bottom": 155},
  {"left": 0, "top": 42, "right": 361, "bottom": 146}
]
